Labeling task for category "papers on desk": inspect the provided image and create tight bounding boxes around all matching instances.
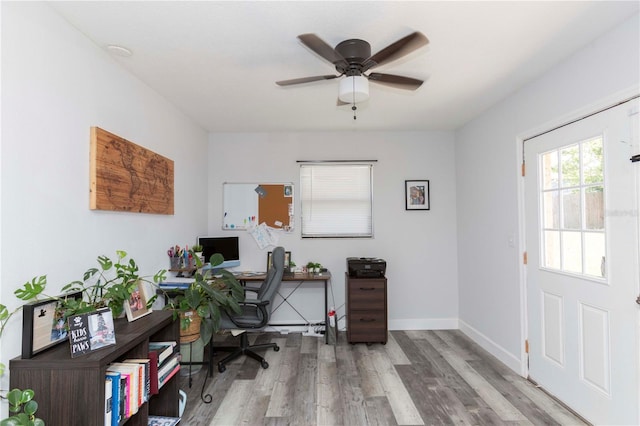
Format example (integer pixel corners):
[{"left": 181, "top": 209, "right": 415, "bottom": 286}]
[
  {"left": 240, "top": 271, "right": 265, "bottom": 277},
  {"left": 158, "top": 277, "right": 194, "bottom": 289}
]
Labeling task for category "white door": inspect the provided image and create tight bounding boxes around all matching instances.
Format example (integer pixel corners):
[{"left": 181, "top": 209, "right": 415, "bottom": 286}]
[{"left": 525, "top": 99, "right": 639, "bottom": 425}]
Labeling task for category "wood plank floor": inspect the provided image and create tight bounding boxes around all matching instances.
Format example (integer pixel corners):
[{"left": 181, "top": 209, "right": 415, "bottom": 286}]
[{"left": 178, "top": 330, "right": 587, "bottom": 426}]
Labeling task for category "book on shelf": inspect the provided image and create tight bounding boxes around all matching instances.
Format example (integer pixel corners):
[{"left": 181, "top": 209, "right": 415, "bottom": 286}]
[
  {"left": 149, "top": 341, "right": 177, "bottom": 366},
  {"left": 107, "top": 363, "right": 139, "bottom": 416},
  {"left": 105, "top": 377, "right": 112, "bottom": 426},
  {"left": 124, "top": 358, "right": 151, "bottom": 403},
  {"left": 158, "top": 353, "right": 181, "bottom": 385},
  {"left": 147, "top": 350, "right": 160, "bottom": 395},
  {"left": 105, "top": 371, "right": 123, "bottom": 426},
  {"left": 158, "top": 363, "right": 181, "bottom": 389},
  {"left": 148, "top": 415, "right": 181, "bottom": 426},
  {"left": 107, "top": 369, "right": 131, "bottom": 419}
]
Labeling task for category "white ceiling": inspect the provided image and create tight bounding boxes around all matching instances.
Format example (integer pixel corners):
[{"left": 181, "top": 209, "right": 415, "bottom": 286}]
[{"left": 49, "top": 1, "right": 639, "bottom": 133}]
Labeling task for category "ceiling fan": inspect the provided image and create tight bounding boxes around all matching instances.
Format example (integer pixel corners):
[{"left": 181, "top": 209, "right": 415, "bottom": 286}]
[{"left": 276, "top": 31, "right": 429, "bottom": 108}]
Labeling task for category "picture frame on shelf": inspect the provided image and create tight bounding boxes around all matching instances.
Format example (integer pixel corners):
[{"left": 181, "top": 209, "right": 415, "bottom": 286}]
[
  {"left": 124, "top": 280, "right": 152, "bottom": 322},
  {"left": 405, "top": 180, "right": 430, "bottom": 210},
  {"left": 267, "top": 250, "right": 291, "bottom": 272},
  {"left": 21, "top": 291, "right": 82, "bottom": 359},
  {"left": 68, "top": 307, "right": 116, "bottom": 357}
]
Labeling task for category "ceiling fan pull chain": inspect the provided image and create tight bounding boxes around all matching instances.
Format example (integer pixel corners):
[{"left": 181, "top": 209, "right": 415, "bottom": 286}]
[{"left": 352, "top": 77, "right": 357, "bottom": 120}]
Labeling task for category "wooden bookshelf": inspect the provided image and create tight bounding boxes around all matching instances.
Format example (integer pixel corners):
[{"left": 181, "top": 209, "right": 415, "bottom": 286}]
[{"left": 10, "top": 310, "right": 179, "bottom": 425}]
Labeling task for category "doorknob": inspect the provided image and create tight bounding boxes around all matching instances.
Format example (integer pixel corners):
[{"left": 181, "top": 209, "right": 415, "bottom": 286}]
[{"left": 636, "top": 295, "right": 640, "bottom": 305}]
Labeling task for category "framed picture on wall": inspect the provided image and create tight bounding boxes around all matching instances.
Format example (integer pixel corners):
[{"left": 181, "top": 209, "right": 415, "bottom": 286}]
[{"left": 405, "top": 180, "right": 430, "bottom": 210}]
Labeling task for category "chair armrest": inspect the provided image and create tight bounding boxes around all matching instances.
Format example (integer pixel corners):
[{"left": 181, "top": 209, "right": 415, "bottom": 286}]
[{"left": 228, "top": 300, "right": 270, "bottom": 329}]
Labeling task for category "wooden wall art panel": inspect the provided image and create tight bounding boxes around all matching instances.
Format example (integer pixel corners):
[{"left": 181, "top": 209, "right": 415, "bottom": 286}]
[{"left": 90, "top": 127, "right": 174, "bottom": 214}]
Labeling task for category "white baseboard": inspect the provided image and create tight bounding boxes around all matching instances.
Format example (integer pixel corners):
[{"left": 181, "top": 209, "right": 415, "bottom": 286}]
[
  {"left": 458, "top": 320, "right": 524, "bottom": 375},
  {"left": 389, "top": 318, "right": 459, "bottom": 330}
]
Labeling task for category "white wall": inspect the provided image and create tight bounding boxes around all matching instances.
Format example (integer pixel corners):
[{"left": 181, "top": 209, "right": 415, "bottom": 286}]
[
  {"left": 0, "top": 2, "right": 209, "bottom": 387},
  {"left": 455, "top": 13, "right": 639, "bottom": 373},
  {"left": 208, "top": 132, "right": 459, "bottom": 330}
]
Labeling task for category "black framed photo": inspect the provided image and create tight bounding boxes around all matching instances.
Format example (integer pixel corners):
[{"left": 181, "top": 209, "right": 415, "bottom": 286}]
[
  {"left": 405, "top": 180, "right": 430, "bottom": 210},
  {"left": 68, "top": 307, "right": 116, "bottom": 357},
  {"left": 21, "top": 291, "right": 82, "bottom": 359},
  {"left": 267, "top": 251, "right": 291, "bottom": 271}
]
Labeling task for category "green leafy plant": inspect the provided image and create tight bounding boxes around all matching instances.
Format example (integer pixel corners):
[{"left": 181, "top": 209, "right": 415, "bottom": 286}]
[
  {"left": 306, "top": 261, "right": 322, "bottom": 272},
  {"left": 0, "top": 388, "right": 44, "bottom": 426},
  {"left": 62, "top": 250, "right": 166, "bottom": 318},
  {"left": 165, "top": 253, "right": 244, "bottom": 344}
]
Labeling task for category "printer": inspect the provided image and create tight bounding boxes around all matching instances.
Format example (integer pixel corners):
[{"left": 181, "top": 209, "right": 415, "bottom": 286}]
[{"left": 347, "top": 257, "right": 387, "bottom": 278}]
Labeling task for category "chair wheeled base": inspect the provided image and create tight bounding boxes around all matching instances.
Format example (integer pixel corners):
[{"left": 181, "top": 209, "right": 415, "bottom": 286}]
[{"left": 216, "top": 332, "right": 280, "bottom": 373}]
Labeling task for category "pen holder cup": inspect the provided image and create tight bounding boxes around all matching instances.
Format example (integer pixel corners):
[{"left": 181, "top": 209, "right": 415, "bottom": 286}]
[{"left": 170, "top": 257, "right": 180, "bottom": 269}]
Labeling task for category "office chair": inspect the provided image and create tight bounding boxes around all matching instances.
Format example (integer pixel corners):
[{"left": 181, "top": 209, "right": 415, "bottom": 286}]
[{"left": 216, "top": 246, "right": 285, "bottom": 373}]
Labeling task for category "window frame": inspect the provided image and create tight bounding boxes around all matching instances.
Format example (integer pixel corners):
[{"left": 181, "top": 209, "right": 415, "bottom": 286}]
[{"left": 299, "top": 162, "right": 374, "bottom": 239}]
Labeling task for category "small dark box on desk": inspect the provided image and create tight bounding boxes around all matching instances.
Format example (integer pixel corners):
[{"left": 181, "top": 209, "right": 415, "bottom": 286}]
[{"left": 347, "top": 257, "right": 386, "bottom": 278}]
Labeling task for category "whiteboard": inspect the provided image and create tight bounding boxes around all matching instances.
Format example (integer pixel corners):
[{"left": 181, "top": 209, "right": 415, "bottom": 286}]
[{"left": 222, "top": 182, "right": 294, "bottom": 231}]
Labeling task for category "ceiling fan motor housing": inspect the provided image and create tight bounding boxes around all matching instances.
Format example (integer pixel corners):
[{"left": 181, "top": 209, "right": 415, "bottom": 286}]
[{"left": 335, "top": 39, "right": 371, "bottom": 76}]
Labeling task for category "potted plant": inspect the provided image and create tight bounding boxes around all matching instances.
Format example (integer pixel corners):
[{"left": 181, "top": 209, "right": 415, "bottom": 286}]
[
  {"left": 61, "top": 250, "right": 166, "bottom": 318},
  {"left": 0, "top": 282, "right": 47, "bottom": 425},
  {"left": 164, "top": 252, "right": 244, "bottom": 345},
  {"left": 0, "top": 388, "right": 44, "bottom": 426},
  {"left": 306, "top": 261, "right": 322, "bottom": 274},
  {"left": 191, "top": 244, "right": 204, "bottom": 264}
]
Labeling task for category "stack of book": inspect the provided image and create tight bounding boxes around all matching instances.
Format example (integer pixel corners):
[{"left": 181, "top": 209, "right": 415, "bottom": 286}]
[
  {"left": 103, "top": 340, "right": 180, "bottom": 426},
  {"left": 149, "top": 341, "right": 181, "bottom": 390}
]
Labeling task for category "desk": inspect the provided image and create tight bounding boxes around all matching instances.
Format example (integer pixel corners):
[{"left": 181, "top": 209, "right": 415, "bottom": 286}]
[{"left": 237, "top": 271, "right": 332, "bottom": 344}]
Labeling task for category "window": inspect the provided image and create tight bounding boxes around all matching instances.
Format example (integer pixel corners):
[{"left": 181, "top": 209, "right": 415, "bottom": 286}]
[
  {"left": 539, "top": 136, "right": 605, "bottom": 278},
  {"left": 300, "top": 163, "right": 373, "bottom": 238}
]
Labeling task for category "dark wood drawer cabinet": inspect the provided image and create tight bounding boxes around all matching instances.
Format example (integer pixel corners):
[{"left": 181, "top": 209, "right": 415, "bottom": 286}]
[
  {"left": 10, "top": 310, "right": 179, "bottom": 426},
  {"left": 345, "top": 274, "right": 387, "bottom": 344}
]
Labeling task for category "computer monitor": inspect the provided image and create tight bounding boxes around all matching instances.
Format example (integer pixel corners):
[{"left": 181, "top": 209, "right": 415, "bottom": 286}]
[{"left": 197, "top": 236, "right": 240, "bottom": 269}]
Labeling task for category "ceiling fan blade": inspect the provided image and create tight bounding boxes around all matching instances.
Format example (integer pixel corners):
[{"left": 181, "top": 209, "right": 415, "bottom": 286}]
[
  {"left": 298, "top": 33, "right": 348, "bottom": 68},
  {"left": 276, "top": 75, "right": 339, "bottom": 86},
  {"left": 362, "top": 31, "right": 429, "bottom": 72},
  {"left": 367, "top": 73, "right": 424, "bottom": 90}
]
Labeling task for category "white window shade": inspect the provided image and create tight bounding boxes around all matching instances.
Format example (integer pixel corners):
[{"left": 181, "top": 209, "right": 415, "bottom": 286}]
[{"left": 300, "top": 163, "right": 373, "bottom": 238}]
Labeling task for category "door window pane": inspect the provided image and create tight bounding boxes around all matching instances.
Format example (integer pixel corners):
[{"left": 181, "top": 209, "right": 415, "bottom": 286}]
[
  {"left": 543, "top": 191, "right": 559, "bottom": 228},
  {"left": 544, "top": 230, "right": 561, "bottom": 269},
  {"left": 585, "top": 186, "right": 604, "bottom": 230},
  {"left": 561, "top": 231, "right": 582, "bottom": 273},
  {"left": 562, "top": 188, "right": 581, "bottom": 229},
  {"left": 584, "top": 232, "right": 606, "bottom": 278},
  {"left": 542, "top": 151, "right": 559, "bottom": 189},
  {"left": 539, "top": 135, "right": 606, "bottom": 279},
  {"left": 560, "top": 145, "right": 580, "bottom": 187}
]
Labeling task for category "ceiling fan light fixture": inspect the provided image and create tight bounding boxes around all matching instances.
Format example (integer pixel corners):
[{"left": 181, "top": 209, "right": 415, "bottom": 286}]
[{"left": 339, "top": 76, "right": 369, "bottom": 103}]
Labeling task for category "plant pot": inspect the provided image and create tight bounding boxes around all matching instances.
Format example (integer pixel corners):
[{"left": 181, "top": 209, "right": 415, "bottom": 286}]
[{"left": 179, "top": 310, "right": 201, "bottom": 343}]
